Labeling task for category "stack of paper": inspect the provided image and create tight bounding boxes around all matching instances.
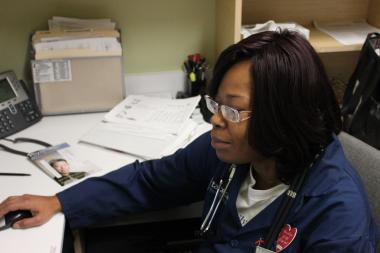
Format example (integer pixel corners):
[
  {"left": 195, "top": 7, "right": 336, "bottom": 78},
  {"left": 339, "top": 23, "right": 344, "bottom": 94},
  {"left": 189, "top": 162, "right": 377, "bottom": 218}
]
[
  {"left": 80, "top": 95, "right": 204, "bottom": 160},
  {"left": 313, "top": 20, "right": 380, "bottom": 45},
  {"left": 32, "top": 16, "right": 121, "bottom": 60},
  {"left": 48, "top": 16, "right": 116, "bottom": 31}
]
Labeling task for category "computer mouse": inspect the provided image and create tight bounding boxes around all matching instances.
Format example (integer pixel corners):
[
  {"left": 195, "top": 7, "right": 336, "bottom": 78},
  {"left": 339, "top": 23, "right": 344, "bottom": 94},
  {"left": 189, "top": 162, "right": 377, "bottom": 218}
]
[{"left": 0, "top": 210, "right": 33, "bottom": 230}]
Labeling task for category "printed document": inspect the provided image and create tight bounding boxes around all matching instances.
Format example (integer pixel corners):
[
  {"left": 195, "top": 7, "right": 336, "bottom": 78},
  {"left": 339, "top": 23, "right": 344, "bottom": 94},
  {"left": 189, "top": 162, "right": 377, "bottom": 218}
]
[
  {"left": 79, "top": 95, "right": 210, "bottom": 159},
  {"left": 80, "top": 119, "right": 199, "bottom": 160},
  {"left": 104, "top": 95, "right": 201, "bottom": 135},
  {"left": 314, "top": 20, "right": 380, "bottom": 45},
  {"left": 31, "top": 59, "right": 72, "bottom": 83},
  {"left": 33, "top": 37, "right": 122, "bottom": 58}
]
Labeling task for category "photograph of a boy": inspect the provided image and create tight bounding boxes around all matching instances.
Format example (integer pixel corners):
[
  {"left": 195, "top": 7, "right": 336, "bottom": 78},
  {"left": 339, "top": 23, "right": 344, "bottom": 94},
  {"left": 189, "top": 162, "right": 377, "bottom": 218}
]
[{"left": 49, "top": 158, "right": 87, "bottom": 180}]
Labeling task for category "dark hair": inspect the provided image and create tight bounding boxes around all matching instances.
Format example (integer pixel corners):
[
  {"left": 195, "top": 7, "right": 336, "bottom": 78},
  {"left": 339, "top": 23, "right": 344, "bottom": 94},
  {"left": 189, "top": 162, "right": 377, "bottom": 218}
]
[
  {"left": 208, "top": 30, "right": 342, "bottom": 182},
  {"left": 49, "top": 158, "right": 68, "bottom": 168}
]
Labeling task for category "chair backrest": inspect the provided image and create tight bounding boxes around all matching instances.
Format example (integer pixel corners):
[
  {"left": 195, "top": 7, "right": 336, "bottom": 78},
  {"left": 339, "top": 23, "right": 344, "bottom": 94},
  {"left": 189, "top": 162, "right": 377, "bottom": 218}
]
[{"left": 338, "top": 131, "right": 380, "bottom": 252}]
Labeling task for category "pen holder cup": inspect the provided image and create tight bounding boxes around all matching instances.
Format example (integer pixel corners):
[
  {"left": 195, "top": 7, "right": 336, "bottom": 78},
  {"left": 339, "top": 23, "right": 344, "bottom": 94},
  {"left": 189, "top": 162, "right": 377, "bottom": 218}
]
[{"left": 187, "top": 78, "right": 206, "bottom": 97}]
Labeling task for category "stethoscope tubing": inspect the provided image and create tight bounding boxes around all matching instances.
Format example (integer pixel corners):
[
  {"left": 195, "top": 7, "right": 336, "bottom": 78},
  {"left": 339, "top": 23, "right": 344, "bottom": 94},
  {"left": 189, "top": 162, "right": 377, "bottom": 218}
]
[
  {"left": 200, "top": 164, "right": 236, "bottom": 235},
  {"left": 200, "top": 149, "right": 324, "bottom": 251},
  {"left": 200, "top": 178, "right": 223, "bottom": 232}
]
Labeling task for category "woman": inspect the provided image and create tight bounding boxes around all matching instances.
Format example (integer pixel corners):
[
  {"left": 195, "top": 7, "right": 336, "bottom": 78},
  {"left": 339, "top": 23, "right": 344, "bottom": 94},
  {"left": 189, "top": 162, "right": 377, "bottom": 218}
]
[{"left": 0, "top": 30, "right": 378, "bottom": 252}]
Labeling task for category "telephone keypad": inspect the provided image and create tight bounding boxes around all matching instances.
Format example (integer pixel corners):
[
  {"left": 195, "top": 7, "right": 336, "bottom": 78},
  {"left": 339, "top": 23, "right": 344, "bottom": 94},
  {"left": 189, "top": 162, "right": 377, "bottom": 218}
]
[
  {"left": 18, "top": 100, "right": 40, "bottom": 123},
  {"left": 0, "top": 71, "right": 42, "bottom": 139},
  {"left": 0, "top": 100, "right": 41, "bottom": 138},
  {"left": 0, "top": 112, "right": 6, "bottom": 133},
  {"left": 0, "top": 111, "right": 11, "bottom": 134}
]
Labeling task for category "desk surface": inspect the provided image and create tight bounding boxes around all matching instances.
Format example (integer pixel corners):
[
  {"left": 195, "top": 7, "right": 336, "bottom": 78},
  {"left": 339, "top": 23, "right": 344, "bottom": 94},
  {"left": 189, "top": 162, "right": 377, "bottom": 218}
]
[
  {"left": 0, "top": 112, "right": 208, "bottom": 253},
  {"left": 0, "top": 113, "right": 140, "bottom": 253}
]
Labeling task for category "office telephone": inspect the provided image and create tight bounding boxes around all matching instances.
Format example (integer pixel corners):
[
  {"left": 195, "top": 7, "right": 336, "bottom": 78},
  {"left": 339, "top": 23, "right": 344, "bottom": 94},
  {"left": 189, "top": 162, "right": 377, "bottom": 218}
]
[{"left": 0, "top": 70, "right": 41, "bottom": 139}]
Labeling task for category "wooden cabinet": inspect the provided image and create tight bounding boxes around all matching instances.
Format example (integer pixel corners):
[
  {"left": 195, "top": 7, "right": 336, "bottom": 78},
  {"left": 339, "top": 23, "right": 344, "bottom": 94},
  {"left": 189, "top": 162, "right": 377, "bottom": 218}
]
[{"left": 215, "top": 0, "right": 380, "bottom": 82}]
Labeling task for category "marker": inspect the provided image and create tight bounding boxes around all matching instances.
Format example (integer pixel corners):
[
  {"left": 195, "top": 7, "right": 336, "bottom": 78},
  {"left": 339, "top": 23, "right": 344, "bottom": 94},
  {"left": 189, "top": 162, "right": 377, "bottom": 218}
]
[{"left": 189, "top": 72, "right": 196, "bottom": 82}]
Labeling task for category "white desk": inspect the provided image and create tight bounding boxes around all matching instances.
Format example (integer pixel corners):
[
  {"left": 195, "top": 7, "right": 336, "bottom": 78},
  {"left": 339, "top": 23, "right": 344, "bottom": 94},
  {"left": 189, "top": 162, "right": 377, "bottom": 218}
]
[{"left": 0, "top": 113, "right": 206, "bottom": 253}]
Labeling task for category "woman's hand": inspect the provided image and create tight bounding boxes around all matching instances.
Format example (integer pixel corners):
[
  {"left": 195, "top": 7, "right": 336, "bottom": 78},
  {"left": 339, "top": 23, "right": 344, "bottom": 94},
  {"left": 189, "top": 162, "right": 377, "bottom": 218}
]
[{"left": 0, "top": 194, "right": 62, "bottom": 228}]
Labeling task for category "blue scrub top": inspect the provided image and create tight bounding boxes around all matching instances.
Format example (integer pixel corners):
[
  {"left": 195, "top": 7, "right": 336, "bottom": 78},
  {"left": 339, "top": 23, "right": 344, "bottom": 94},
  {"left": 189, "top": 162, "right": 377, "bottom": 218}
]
[{"left": 58, "top": 132, "right": 379, "bottom": 252}]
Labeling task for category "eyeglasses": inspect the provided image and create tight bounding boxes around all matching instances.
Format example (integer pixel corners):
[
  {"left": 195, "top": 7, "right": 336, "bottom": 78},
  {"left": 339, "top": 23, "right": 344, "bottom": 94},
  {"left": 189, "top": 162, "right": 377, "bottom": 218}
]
[{"left": 204, "top": 95, "right": 252, "bottom": 123}]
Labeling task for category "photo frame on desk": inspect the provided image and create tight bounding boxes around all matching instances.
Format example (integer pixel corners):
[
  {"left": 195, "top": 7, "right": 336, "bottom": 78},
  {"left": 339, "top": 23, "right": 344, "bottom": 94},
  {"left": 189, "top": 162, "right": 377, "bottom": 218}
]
[{"left": 28, "top": 143, "right": 100, "bottom": 186}]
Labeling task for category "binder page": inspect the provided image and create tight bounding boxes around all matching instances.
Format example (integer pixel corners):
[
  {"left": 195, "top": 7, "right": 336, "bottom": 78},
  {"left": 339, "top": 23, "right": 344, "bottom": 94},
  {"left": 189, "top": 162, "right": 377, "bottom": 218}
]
[
  {"left": 104, "top": 95, "right": 201, "bottom": 135},
  {"left": 80, "top": 119, "right": 198, "bottom": 160}
]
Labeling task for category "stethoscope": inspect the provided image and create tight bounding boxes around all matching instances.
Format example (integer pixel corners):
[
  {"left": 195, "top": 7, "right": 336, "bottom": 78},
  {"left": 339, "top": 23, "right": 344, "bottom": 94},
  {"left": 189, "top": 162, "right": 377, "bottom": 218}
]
[
  {"left": 199, "top": 149, "right": 324, "bottom": 251},
  {"left": 200, "top": 163, "right": 236, "bottom": 235}
]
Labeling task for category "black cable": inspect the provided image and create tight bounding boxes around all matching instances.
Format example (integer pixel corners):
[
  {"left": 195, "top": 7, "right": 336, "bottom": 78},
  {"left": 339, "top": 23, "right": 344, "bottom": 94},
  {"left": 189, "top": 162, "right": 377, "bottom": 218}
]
[
  {"left": 263, "top": 149, "right": 325, "bottom": 250},
  {"left": 12, "top": 137, "right": 52, "bottom": 147},
  {"left": 0, "top": 143, "right": 28, "bottom": 156},
  {"left": 263, "top": 172, "right": 303, "bottom": 248},
  {"left": 0, "top": 137, "right": 52, "bottom": 157},
  {"left": 0, "top": 225, "right": 10, "bottom": 231}
]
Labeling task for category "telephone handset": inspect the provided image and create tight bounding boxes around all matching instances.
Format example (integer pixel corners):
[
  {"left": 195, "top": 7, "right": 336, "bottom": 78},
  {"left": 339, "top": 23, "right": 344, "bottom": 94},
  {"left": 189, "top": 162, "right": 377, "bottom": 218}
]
[{"left": 0, "top": 70, "right": 42, "bottom": 139}]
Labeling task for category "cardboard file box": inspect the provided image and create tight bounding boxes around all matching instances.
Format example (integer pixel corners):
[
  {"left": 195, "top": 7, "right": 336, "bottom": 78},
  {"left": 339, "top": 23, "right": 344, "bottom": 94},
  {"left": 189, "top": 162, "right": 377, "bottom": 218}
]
[
  {"left": 33, "top": 56, "right": 124, "bottom": 115},
  {"left": 31, "top": 29, "right": 124, "bottom": 115}
]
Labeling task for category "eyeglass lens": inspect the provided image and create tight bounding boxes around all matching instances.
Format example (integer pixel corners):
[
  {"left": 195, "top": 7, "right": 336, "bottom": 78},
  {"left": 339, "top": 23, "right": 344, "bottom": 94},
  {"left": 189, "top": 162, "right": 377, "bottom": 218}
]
[{"left": 205, "top": 96, "right": 240, "bottom": 122}]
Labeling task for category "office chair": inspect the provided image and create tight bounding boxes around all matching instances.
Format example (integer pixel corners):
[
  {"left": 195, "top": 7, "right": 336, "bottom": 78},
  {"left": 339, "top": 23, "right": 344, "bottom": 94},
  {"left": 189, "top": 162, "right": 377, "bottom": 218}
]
[{"left": 338, "top": 131, "right": 380, "bottom": 252}]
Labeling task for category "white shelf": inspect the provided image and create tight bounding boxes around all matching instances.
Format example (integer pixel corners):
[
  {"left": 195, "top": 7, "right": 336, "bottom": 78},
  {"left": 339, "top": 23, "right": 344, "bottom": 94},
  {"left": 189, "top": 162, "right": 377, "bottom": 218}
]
[
  {"left": 215, "top": 0, "right": 380, "bottom": 81},
  {"left": 308, "top": 27, "right": 362, "bottom": 53}
]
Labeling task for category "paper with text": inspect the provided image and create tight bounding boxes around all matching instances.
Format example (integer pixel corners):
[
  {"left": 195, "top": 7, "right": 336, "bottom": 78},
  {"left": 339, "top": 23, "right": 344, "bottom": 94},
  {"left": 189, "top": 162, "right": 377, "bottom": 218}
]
[
  {"left": 34, "top": 37, "right": 121, "bottom": 55},
  {"left": 104, "top": 95, "right": 201, "bottom": 135},
  {"left": 80, "top": 119, "right": 199, "bottom": 160},
  {"left": 31, "top": 59, "right": 72, "bottom": 83}
]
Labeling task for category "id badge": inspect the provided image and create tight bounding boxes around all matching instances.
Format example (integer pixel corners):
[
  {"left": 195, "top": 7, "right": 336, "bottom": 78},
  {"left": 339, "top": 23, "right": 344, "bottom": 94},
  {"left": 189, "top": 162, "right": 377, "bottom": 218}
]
[{"left": 256, "top": 246, "right": 275, "bottom": 253}]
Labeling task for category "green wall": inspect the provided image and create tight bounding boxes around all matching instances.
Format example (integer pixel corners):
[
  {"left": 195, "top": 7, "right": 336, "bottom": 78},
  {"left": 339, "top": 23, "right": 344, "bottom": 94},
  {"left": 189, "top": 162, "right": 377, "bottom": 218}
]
[{"left": 0, "top": 0, "right": 215, "bottom": 81}]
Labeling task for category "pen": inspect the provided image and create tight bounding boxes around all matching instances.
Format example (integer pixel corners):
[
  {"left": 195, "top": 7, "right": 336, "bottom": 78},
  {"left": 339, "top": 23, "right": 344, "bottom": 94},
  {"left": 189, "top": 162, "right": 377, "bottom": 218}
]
[{"left": 0, "top": 173, "right": 31, "bottom": 176}]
